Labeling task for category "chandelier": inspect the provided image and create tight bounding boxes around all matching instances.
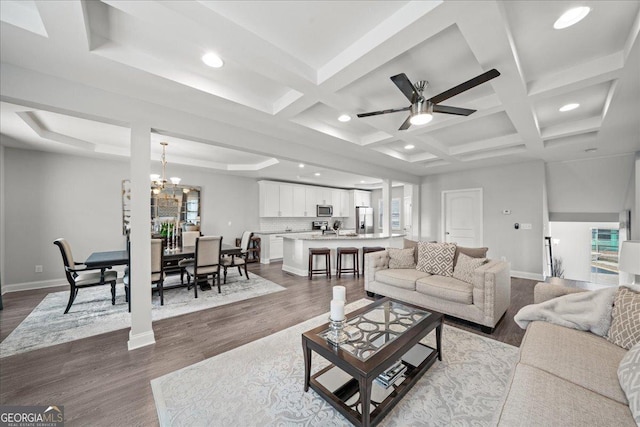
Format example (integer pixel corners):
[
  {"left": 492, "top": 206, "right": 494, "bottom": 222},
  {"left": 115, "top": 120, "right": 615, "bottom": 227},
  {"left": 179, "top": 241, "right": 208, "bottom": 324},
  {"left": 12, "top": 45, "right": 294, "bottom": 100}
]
[{"left": 150, "top": 142, "right": 181, "bottom": 194}]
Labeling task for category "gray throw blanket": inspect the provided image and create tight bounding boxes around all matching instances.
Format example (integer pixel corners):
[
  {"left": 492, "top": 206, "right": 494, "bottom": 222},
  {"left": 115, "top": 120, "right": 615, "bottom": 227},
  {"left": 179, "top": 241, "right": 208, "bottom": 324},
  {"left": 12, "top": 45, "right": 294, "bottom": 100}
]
[{"left": 514, "top": 287, "right": 617, "bottom": 337}]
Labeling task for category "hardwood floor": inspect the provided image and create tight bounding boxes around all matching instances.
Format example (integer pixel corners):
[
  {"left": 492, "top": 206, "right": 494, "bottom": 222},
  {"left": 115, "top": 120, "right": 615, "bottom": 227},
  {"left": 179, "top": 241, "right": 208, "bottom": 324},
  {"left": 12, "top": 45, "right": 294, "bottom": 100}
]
[{"left": 0, "top": 263, "right": 537, "bottom": 426}]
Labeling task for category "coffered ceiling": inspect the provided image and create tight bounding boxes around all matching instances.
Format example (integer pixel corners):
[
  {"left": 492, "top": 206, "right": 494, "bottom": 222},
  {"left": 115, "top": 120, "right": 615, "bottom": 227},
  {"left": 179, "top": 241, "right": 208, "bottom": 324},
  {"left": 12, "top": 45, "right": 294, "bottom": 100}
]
[{"left": 1, "top": 0, "right": 639, "bottom": 188}]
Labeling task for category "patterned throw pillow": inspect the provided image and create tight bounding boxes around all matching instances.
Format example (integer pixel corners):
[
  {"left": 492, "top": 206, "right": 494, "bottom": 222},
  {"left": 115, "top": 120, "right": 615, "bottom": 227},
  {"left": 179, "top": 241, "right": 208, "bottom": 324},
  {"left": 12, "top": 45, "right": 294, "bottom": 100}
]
[
  {"left": 388, "top": 248, "right": 416, "bottom": 269},
  {"left": 607, "top": 286, "right": 640, "bottom": 350},
  {"left": 453, "top": 253, "right": 487, "bottom": 284},
  {"left": 618, "top": 342, "right": 640, "bottom": 424},
  {"left": 416, "top": 242, "right": 457, "bottom": 276}
]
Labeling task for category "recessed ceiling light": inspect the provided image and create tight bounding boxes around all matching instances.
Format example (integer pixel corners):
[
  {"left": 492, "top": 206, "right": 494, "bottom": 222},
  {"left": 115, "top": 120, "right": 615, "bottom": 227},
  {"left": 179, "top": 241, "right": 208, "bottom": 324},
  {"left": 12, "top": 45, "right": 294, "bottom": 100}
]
[
  {"left": 585, "top": 148, "right": 598, "bottom": 153},
  {"left": 404, "top": 144, "right": 415, "bottom": 150},
  {"left": 314, "top": 172, "right": 321, "bottom": 176},
  {"left": 559, "top": 103, "right": 580, "bottom": 112},
  {"left": 360, "top": 180, "right": 366, "bottom": 183},
  {"left": 298, "top": 163, "right": 305, "bottom": 168},
  {"left": 338, "top": 114, "right": 351, "bottom": 122},
  {"left": 554, "top": 7, "right": 590, "bottom": 29},
  {"left": 202, "top": 52, "right": 224, "bottom": 68}
]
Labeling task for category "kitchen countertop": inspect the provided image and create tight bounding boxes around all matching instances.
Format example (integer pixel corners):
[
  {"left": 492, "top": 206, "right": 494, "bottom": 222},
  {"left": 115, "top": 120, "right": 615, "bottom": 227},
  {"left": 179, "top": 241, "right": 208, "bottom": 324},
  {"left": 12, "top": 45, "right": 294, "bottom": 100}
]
[
  {"left": 280, "top": 232, "right": 405, "bottom": 240},
  {"left": 254, "top": 229, "right": 355, "bottom": 235},
  {"left": 253, "top": 229, "right": 313, "bottom": 235}
]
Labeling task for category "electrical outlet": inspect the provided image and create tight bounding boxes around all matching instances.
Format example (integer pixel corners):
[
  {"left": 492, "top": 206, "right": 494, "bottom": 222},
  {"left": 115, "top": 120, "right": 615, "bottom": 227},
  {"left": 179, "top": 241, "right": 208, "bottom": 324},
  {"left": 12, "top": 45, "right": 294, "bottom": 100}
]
[
  {"left": 35, "top": 265, "right": 43, "bottom": 273},
  {"left": 521, "top": 223, "right": 532, "bottom": 230}
]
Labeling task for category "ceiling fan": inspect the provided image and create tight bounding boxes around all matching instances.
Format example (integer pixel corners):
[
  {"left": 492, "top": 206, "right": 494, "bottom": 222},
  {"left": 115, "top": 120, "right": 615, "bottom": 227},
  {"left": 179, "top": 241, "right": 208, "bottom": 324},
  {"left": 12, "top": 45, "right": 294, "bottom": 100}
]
[{"left": 357, "top": 69, "right": 500, "bottom": 130}]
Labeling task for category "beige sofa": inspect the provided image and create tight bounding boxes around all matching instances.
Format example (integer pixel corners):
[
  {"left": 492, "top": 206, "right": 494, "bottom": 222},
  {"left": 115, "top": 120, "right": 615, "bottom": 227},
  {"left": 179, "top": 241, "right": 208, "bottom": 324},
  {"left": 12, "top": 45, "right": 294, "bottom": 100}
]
[
  {"left": 496, "top": 283, "right": 635, "bottom": 426},
  {"left": 364, "top": 248, "right": 511, "bottom": 332}
]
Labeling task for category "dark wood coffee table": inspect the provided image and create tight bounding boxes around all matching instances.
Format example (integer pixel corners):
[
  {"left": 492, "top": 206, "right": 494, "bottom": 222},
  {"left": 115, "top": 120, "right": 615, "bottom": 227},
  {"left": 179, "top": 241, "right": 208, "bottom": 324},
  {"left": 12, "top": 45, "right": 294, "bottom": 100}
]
[{"left": 302, "top": 297, "right": 443, "bottom": 427}]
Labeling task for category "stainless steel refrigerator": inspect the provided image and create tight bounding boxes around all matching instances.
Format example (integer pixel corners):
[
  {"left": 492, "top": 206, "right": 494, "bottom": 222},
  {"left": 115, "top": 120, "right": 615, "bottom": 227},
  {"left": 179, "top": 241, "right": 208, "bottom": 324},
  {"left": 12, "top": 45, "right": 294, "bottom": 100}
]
[{"left": 356, "top": 206, "right": 374, "bottom": 234}]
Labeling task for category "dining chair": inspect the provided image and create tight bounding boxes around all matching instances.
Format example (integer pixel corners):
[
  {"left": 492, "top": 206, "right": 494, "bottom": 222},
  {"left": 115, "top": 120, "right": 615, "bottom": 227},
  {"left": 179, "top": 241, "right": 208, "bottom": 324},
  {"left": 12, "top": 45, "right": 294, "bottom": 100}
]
[
  {"left": 185, "top": 236, "right": 223, "bottom": 296},
  {"left": 54, "top": 238, "right": 118, "bottom": 314},
  {"left": 178, "top": 231, "right": 201, "bottom": 285},
  {"left": 222, "top": 231, "right": 252, "bottom": 283},
  {"left": 124, "top": 239, "right": 166, "bottom": 311}
]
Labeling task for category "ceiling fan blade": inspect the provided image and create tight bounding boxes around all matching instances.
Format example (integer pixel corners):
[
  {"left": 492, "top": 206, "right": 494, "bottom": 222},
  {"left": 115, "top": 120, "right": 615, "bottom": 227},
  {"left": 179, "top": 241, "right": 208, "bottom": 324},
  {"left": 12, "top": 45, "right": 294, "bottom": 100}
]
[
  {"left": 398, "top": 115, "right": 412, "bottom": 130},
  {"left": 357, "top": 106, "right": 411, "bottom": 118},
  {"left": 433, "top": 105, "right": 476, "bottom": 116},
  {"left": 390, "top": 73, "right": 417, "bottom": 102},
  {"left": 428, "top": 68, "right": 500, "bottom": 105}
]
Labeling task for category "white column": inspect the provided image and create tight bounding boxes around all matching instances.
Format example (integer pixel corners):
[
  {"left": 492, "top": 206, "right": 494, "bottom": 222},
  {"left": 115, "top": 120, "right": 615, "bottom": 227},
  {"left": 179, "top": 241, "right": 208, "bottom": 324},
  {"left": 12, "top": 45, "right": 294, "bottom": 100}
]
[
  {"left": 382, "top": 179, "right": 392, "bottom": 235},
  {"left": 128, "top": 123, "right": 155, "bottom": 350}
]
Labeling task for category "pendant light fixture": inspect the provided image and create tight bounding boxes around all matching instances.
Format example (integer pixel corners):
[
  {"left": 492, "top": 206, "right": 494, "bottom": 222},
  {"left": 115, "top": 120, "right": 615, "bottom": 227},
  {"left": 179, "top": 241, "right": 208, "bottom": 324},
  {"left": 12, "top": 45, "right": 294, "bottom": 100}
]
[{"left": 151, "top": 142, "right": 181, "bottom": 194}]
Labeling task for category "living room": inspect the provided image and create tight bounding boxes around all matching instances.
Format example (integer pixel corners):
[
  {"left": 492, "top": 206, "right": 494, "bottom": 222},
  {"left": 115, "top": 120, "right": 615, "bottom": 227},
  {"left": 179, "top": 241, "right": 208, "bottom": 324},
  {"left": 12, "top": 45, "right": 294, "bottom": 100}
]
[{"left": 1, "top": 1, "right": 639, "bottom": 425}]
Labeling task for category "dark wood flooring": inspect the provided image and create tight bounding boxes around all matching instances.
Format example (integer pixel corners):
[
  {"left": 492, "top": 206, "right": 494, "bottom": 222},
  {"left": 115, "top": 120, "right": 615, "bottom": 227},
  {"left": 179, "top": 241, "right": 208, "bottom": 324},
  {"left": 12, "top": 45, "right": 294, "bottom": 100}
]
[{"left": 0, "top": 262, "right": 537, "bottom": 426}]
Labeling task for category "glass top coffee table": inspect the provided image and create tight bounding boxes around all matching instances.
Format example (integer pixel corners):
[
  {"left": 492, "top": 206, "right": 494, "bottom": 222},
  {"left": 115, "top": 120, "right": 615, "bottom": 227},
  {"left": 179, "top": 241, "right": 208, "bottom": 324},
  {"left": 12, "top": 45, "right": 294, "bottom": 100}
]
[{"left": 302, "top": 297, "right": 443, "bottom": 427}]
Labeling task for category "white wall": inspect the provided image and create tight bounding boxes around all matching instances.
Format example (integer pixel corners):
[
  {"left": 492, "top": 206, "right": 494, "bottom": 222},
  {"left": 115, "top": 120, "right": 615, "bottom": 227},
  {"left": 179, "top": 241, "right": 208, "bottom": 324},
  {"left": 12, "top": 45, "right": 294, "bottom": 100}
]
[
  {"left": 421, "top": 161, "right": 546, "bottom": 279},
  {"left": 546, "top": 154, "right": 635, "bottom": 217},
  {"left": 2, "top": 147, "right": 260, "bottom": 289}
]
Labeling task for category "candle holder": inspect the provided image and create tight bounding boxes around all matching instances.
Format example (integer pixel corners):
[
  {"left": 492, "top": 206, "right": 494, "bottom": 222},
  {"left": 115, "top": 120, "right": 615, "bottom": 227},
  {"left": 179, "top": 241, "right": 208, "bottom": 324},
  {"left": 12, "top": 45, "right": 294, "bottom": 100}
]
[{"left": 326, "top": 317, "right": 348, "bottom": 346}]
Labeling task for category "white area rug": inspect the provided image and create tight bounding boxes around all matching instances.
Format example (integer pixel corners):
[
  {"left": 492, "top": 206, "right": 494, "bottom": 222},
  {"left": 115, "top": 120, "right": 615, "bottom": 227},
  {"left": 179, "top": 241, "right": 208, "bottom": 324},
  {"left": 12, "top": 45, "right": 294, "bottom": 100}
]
[
  {"left": 151, "top": 299, "right": 518, "bottom": 426},
  {"left": 0, "top": 271, "right": 285, "bottom": 358}
]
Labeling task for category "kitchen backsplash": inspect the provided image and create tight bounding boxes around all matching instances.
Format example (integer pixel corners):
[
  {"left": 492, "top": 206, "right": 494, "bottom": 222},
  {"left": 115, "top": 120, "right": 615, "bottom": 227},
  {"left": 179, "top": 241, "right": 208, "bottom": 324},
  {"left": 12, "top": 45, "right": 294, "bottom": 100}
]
[{"left": 259, "top": 216, "right": 348, "bottom": 232}]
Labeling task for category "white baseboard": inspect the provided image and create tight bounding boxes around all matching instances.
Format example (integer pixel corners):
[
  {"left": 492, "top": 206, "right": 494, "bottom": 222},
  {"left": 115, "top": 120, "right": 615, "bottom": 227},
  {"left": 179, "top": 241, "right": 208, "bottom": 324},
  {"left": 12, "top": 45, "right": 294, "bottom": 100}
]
[
  {"left": 511, "top": 270, "right": 545, "bottom": 281},
  {"left": 2, "top": 279, "right": 66, "bottom": 294},
  {"left": 128, "top": 330, "right": 155, "bottom": 351}
]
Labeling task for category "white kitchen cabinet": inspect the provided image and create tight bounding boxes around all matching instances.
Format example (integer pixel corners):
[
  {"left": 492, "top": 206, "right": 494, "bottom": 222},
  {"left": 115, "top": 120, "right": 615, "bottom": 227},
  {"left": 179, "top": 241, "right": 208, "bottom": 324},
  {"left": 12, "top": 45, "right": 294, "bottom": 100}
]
[
  {"left": 293, "top": 186, "right": 306, "bottom": 216},
  {"left": 269, "top": 235, "right": 283, "bottom": 259},
  {"left": 354, "top": 190, "right": 371, "bottom": 207},
  {"left": 319, "top": 188, "right": 332, "bottom": 205},
  {"left": 279, "top": 184, "right": 294, "bottom": 217},
  {"left": 340, "top": 191, "right": 350, "bottom": 217},
  {"left": 304, "top": 186, "right": 318, "bottom": 217},
  {"left": 259, "top": 181, "right": 281, "bottom": 217}
]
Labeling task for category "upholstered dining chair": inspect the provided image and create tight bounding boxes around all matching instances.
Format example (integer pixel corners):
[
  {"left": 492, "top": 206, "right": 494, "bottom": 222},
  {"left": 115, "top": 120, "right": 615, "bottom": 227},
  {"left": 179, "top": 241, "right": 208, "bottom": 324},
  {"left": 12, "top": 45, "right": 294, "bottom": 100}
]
[
  {"left": 221, "top": 231, "right": 252, "bottom": 283},
  {"left": 124, "top": 239, "right": 166, "bottom": 311},
  {"left": 185, "top": 236, "right": 223, "bottom": 296},
  {"left": 178, "top": 231, "right": 201, "bottom": 285},
  {"left": 54, "top": 238, "right": 118, "bottom": 314}
]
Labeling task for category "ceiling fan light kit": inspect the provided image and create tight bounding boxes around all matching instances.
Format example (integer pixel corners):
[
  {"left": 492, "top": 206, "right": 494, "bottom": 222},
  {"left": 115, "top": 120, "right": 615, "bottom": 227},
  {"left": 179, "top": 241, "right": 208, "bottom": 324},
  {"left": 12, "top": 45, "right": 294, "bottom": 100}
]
[
  {"left": 357, "top": 69, "right": 500, "bottom": 130},
  {"left": 409, "top": 99, "right": 433, "bottom": 125}
]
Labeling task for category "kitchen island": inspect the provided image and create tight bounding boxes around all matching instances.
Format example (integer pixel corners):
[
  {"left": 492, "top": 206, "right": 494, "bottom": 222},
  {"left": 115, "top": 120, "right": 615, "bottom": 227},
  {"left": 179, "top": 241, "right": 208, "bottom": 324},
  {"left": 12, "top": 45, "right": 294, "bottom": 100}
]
[{"left": 281, "top": 233, "right": 405, "bottom": 277}]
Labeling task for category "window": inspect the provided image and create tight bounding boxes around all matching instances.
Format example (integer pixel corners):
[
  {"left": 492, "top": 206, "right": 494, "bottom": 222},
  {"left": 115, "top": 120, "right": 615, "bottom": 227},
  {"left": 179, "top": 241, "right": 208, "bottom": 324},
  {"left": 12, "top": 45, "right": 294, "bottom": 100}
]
[
  {"left": 378, "top": 198, "right": 401, "bottom": 230},
  {"left": 391, "top": 198, "right": 401, "bottom": 230},
  {"left": 591, "top": 227, "right": 619, "bottom": 284}
]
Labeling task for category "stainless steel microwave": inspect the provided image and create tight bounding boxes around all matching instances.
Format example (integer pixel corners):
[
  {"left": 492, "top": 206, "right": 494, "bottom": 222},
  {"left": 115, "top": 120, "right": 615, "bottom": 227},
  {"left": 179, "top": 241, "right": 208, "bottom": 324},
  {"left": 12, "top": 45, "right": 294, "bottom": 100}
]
[{"left": 316, "top": 205, "right": 333, "bottom": 217}]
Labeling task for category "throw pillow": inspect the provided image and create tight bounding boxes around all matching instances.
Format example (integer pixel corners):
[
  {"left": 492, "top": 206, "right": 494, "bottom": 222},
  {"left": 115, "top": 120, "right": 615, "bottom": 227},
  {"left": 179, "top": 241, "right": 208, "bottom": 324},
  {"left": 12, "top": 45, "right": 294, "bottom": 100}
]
[
  {"left": 416, "top": 242, "right": 457, "bottom": 276},
  {"left": 453, "top": 246, "right": 489, "bottom": 267},
  {"left": 388, "top": 248, "right": 416, "bottom": 269},
  {"left": 403, "top": 238, "right": 418, "bottom": 264},
  {"left": 607, "top": 286, "right": 640, "bottom": 350},
  {"left": 618, "top": 341, "right": 640, "bottom": 424},
  {"left": 453, "top": 253, "right": 487, "bottom": 284}
]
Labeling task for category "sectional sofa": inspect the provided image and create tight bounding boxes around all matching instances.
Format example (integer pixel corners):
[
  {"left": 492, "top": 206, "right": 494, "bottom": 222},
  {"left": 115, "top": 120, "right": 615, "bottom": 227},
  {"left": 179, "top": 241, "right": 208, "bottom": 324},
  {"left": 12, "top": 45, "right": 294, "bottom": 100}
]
[{"left": 496, "top": 282, "right": 636, "bottom": 425}]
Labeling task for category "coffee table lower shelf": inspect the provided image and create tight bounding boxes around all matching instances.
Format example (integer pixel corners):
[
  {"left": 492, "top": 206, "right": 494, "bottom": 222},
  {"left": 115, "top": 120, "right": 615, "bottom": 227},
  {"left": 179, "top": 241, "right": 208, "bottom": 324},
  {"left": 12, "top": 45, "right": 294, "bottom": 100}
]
[{"left": 308, "top": 342, "right": 438, "bottom": 427}]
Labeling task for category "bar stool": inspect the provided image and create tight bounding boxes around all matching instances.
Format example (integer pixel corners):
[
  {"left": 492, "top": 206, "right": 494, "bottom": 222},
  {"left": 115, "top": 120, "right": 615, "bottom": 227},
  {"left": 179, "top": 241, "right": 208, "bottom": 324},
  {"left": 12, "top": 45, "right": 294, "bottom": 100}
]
[
  {"left": 337, "top": 247, "right": 359, "bottom": 278},
  {"left": 308, "top": 247, "right": 331, "bottom": 279},
  {"left": 362, "top": 246, "right": 385, "bottom": 274}
]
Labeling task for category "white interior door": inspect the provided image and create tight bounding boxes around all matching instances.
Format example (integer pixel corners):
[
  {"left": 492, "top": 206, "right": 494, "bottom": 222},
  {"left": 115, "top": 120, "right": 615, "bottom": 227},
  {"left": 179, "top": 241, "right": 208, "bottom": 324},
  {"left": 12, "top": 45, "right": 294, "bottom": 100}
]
[{"left": 442, "top": 188, "right": 483, "bottom": 246}]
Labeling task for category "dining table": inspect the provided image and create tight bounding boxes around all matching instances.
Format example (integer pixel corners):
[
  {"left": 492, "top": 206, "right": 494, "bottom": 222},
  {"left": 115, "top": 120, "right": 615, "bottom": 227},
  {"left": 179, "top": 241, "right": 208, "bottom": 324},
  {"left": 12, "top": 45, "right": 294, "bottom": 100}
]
[{"left": 84, "top": 243, "right": 242, "bottom": 292}]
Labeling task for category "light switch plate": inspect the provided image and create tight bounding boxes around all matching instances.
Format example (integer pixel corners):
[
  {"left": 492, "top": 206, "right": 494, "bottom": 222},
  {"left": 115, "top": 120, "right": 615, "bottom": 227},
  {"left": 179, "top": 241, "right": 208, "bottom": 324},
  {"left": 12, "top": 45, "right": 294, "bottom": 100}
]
[{"left": 521, "top": 223, "right": 532, "bottom": 230}]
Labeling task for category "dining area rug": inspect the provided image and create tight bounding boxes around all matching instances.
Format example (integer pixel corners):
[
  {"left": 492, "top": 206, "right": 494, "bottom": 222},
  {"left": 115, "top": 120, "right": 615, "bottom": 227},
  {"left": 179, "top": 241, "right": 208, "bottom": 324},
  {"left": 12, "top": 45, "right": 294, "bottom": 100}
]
[
  {"left": 0, "top": 271, "right": 285, "bottom": 358},
  {"left": 151, "top": 299, "right": 518, "bottom": 426}
]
